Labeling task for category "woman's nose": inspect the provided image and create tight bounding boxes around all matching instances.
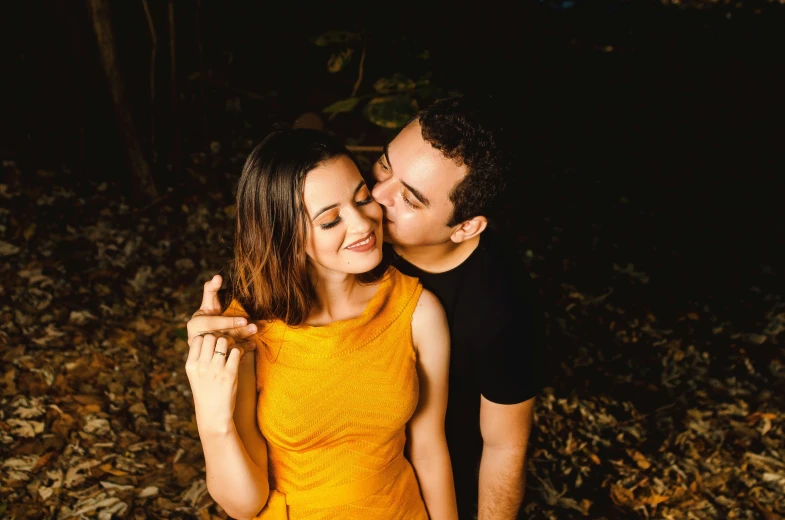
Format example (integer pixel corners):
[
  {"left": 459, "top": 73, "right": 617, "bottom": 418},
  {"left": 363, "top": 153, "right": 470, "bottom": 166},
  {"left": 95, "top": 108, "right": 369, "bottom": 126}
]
[{"left": 346, "top": 205, "right": 374, "bottom": 233}]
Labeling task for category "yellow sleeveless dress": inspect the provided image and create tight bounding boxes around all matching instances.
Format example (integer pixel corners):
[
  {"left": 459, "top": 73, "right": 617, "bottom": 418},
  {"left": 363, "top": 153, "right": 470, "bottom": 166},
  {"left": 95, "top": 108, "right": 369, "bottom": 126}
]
[{"left": 226, "top": 267, "right": 428, "bottom": 520}]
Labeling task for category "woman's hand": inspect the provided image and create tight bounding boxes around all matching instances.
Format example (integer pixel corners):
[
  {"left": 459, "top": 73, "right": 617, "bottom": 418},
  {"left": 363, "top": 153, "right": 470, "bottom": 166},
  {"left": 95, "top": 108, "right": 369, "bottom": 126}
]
[
  {"left": 186, "top": 275, "right": 258, "bottom": 363},
  {"left": 185, "top": 333, "right": 242, "bottom": 433},
  {"left": 185, "top": 333, "right": 270, "bottom": 519}
]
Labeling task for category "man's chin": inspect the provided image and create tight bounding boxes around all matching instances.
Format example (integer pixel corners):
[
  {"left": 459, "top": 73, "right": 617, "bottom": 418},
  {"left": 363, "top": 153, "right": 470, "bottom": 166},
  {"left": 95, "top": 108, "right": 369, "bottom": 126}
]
[
  {"left": 381, "top": 221, "right": 392, "bottom": 243},
  {"left": 381, "top": 226, "right": 396, "bottom": 245}
]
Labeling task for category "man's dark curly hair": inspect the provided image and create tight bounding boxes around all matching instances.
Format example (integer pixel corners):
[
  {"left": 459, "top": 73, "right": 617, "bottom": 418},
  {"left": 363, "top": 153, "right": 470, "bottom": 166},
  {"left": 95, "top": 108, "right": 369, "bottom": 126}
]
[{"left": 416, "top": 96, "right": 510, "bottom": 227}]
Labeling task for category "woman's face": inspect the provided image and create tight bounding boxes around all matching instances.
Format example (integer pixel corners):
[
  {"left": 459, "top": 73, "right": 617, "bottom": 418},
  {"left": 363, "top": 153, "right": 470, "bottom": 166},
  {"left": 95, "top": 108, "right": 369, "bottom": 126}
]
[{"left": 303, "top": 156, "right": 383, "bottom": 276}]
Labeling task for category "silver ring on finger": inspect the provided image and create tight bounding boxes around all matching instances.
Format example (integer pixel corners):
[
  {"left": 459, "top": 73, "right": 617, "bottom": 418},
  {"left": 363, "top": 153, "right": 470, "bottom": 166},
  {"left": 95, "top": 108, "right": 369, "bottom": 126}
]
[{"left": 214, "top": 351, "right": 227, "bottom": 357}]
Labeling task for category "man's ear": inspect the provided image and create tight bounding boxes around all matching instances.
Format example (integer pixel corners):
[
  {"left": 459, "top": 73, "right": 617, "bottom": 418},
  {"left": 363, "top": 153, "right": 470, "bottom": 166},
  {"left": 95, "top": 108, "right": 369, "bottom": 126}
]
[{"left": 450, "top": 216, "right": 488, "bottom": 243}]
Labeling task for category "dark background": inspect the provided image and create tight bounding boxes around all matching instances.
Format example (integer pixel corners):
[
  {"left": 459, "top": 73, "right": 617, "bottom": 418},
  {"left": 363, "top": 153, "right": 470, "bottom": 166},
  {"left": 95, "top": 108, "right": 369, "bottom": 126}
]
[{"left": 3, "top": 0, "right": 784, "bottom": 300}]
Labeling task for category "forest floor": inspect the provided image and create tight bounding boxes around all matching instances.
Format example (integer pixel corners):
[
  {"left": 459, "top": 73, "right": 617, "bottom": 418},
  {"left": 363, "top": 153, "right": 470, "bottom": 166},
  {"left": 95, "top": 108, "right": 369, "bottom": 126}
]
[{"left": 1, "top": 130, "right": 784, "bottom": 520}]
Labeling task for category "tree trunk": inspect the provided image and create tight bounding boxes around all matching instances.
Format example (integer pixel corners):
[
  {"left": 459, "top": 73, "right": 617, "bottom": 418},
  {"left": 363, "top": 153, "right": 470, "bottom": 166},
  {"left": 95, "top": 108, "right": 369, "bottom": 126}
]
[{"left": 87, "top": 0, "right": 157, "bottom": 200}]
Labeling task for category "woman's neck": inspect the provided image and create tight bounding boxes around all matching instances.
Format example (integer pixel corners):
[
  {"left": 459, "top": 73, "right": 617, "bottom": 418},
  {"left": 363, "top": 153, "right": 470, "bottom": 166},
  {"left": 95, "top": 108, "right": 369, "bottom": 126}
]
[{"left": 307, "top": 266, "right": 366, "bottom": 325}]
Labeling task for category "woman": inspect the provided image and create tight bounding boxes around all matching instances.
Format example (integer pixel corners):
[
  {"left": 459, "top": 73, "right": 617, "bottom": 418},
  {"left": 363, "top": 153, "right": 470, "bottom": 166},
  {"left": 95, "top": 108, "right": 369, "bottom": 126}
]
[{"left": 185, "top": 129, "right": 457, "bottom": 520}]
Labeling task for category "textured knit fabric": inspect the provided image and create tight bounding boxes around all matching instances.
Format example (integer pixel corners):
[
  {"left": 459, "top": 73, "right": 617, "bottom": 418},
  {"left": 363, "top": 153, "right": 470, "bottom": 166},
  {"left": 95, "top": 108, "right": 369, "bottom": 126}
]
[{"left": 225, "top": 267, "right": 428, "bottom": 520}]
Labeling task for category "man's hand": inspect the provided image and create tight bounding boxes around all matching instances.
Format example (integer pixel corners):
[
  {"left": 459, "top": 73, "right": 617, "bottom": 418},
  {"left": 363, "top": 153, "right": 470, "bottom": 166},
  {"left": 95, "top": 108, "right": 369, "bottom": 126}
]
[{"left": 187, "top": 275, "right": 258, "bottom": 362}]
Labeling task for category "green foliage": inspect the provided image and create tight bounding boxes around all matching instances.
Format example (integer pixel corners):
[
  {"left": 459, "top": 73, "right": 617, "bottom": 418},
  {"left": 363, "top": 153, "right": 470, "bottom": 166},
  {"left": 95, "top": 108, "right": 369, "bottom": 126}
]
[
  {"left": 373, "top": 73, "right": 417, "bottom": 94},
  {"left": 310, "top": 30, "right": 361, "bottom": 47},
  {"left": 323, "top": 97, "right": 361, "bottom": 114},
  {"left": 327, "top": 48, "right": 354, "bottom": 73},
  {"left": 364, "top": 96, "right": 419, "bottom": 129},
  {"left": 311, "top": 31, "right": 362, "bottom": 74},
  {"left": 311, "top": 30, "right": 448, "bottom": 130}
]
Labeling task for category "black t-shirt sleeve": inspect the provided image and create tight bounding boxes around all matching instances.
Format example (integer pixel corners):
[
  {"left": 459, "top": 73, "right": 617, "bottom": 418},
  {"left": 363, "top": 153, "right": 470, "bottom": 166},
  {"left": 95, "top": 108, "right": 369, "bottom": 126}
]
[{"left": 478, "top": 291, "right": 544, "bottom": 405}]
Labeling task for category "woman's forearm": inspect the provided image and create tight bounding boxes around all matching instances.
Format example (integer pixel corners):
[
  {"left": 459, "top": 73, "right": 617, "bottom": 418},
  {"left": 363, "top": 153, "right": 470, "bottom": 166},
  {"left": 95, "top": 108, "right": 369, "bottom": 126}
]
[
  {"left": 411, "top": 443, "right": 458, "bottom": 520},
  {"left": 233, "top": 356, "right": 270, "bottom": 477},
  {"left": 199, "top": 422, "right": 269, "bottom": 520}
]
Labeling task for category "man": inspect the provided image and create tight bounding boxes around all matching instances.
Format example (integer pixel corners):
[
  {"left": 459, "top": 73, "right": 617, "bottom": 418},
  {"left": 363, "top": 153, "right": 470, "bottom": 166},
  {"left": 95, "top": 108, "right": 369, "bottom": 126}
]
[{"left": 188, "top": 97, "right": 544, "bottom": 519}]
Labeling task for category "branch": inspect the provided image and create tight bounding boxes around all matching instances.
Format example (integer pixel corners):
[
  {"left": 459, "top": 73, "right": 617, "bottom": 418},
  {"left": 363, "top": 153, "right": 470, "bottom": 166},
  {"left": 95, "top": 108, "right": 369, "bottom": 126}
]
[
  {"left": 351, "top": 45, "right": 366, "bottom": 98},
  {"left": 168, "top": 0, "right": 180, "bottom": 172},
  {"left": 195, "top": 0, "right": 208, "bottom": 144},
  {"left": 329, "top": 44, "right": 366, "bottom": 122},
  {"left": 87, "top": 0, "right": 157, "bottom": 200},
  {"left": 141, "top": 0, "right": 157, "bottom": 158}
]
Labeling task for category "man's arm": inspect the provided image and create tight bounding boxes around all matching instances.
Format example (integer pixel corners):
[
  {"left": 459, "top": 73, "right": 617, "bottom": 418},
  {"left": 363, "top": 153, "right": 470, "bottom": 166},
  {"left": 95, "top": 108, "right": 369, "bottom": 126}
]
[{"left": 477, "top": 396, "right": 535, "bottom": 520}]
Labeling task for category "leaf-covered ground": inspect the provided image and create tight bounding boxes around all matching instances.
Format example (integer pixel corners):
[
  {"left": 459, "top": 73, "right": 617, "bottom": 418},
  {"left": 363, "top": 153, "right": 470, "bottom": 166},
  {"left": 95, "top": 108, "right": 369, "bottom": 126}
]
[{"left": 1, "top": 146, "right": 783, "bottom": 519}]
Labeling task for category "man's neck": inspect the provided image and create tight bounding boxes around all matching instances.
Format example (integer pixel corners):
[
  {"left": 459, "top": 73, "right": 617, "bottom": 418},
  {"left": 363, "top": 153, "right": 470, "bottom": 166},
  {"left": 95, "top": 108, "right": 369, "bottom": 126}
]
[{"left": 393, "top": 235, "right": 481, "bottom": 274}]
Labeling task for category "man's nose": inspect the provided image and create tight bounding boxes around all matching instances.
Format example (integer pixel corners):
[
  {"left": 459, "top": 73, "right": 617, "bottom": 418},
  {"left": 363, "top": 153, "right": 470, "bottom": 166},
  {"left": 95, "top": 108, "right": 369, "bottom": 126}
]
[{"left": 372, "top": 179, "right": 393, "bottom": 206}]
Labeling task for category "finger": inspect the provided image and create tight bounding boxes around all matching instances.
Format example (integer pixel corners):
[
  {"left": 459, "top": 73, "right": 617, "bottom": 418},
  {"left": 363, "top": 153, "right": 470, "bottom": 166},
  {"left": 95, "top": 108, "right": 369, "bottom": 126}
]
[
  {"left": 201, "top": 320, "right": 258, "bottom": 340},
  {"left": 188, "top": 328, "right": 212, "bottom": 348},
  {"left": 187, "top": 316, "right": 250, "bottom": 341},
  {"left": 198, "top": 334, "right": 217, "bottom": 370},
  {"left": 226, "top": 340, "right": 246, "bottom": 364},
  {"left": 187, "top": 335, "right": 204, "bottom": 363},
  {"left": 232, "top": 340, "right": 257, "bottom": 355},
  {"left": 211, "top": 336, "right": 230, "bottom": 368},
  {"left": 200, "top": 275, "right": 224, "bottom": 314},
  {"left": 220, "top": 334, "right": 236, "bottom": 349},
  {"left": 225, "top": 346, "right": 241, "bottom": 375},
  {"left": 229, "top": 322, "right": 257, "bottom": 340}
]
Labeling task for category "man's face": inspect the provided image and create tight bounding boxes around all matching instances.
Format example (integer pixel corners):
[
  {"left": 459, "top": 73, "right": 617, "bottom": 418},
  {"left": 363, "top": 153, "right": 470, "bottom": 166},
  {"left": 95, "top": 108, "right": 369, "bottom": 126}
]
[{"left": 371, "top": 121, "right": 468, "bottom": 248}]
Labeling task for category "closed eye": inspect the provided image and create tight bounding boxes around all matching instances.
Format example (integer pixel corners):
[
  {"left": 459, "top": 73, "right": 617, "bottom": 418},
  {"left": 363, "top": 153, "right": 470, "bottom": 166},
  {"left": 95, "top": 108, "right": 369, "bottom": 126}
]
[
  {"left": 321, "top": 193, "right": 373, "bottom": 229},
  {"left": 376, "top": 160, "right": 390, "bottom": 175},
  {"left": 401, "top": 191, "right": 418, "bottom": 209},
  {"left": 356, "top": 194, "right": 374, "bottom": 206},
  {"left": 320, "top": 217, "right": 341, "bottom": 230}
]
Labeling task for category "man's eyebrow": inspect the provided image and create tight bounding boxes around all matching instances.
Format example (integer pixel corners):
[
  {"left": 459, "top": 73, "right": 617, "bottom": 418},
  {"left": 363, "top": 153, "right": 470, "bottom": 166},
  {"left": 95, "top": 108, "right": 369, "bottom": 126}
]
[
  {"left": 380, "top": 143, "right": 428, "bottom": 207},
  {"left": 401, "top": 181, "right": 430, "bottom": 208},
  {"left": 312, "top": 181, "right": 365, "bottom": 219}
]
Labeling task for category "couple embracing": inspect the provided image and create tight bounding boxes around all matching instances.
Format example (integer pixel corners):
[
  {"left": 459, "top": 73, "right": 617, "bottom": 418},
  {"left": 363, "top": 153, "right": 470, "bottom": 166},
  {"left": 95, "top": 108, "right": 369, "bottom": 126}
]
[{"left": 184, "top": 97, "right": 543, "bottom": 520}]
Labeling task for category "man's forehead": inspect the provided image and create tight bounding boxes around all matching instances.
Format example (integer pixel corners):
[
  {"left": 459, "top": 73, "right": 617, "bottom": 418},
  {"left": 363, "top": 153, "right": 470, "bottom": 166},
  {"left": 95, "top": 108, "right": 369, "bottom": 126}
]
[
  {"left": 387, "top": 124, "right": 466, "bottom": 199},
  {"left": 388, "top": 121, "right": 428, "bottom": 154}
]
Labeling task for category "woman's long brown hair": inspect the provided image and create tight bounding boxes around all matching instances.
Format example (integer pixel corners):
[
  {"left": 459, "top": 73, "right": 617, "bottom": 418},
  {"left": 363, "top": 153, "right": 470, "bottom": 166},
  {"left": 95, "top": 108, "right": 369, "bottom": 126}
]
[{"left": 232, "top": 129, "right": 385, "bottom": 326}]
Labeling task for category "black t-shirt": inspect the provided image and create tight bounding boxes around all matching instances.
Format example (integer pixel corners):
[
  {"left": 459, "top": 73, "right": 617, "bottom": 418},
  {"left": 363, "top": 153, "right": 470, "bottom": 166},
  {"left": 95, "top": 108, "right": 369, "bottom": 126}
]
[{"left": 392, "top": 231, "right": 544, "bottom": 518}]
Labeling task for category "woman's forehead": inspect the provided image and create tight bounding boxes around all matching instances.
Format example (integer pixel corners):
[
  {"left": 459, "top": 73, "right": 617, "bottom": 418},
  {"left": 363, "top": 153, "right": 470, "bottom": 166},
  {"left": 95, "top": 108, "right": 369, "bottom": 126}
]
[{"left": 303, "top": 157, "right": 364, "bottom": 205}]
